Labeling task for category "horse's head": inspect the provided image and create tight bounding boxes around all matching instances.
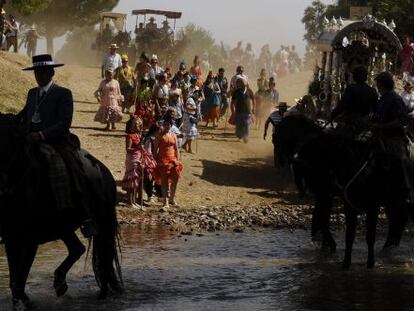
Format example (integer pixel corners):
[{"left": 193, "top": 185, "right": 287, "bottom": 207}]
[{"left": 276, "top": 114, "right": 323, "bottom": 165}]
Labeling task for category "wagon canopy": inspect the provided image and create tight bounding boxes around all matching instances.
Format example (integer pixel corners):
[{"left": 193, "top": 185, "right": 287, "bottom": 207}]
[
  {"left": 131, "top": 9, "right": 182, "bottom": 19},
  {"left": 317, "top": 18, "right": 402, "bottom": 54},
  {"left": 100, "top": 12, "right": 127, "bottom": 32}
]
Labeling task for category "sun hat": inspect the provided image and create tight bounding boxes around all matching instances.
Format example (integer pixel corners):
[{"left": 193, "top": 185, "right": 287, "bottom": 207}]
[
  {"left": 23, "top": 54, "right": 64, "bottom": 71},
  {"left": 108, "top": 43, "right": 119, "bottom": 49}
]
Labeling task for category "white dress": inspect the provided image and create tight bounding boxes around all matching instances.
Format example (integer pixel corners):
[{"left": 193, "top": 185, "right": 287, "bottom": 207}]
[{"left": 183, "top": 98, "right": 198, "bottom": 139}]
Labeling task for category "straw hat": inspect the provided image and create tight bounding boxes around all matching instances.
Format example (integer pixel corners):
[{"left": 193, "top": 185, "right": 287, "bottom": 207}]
[
  {"left": 151, "top": 54, "right": 158, "bottom": 61},
  {"left": 121, "top": 54, "right": 129, "bottom": 61},
  {"left": 108, "top": 43, "right": 120, "bottom": 49}
]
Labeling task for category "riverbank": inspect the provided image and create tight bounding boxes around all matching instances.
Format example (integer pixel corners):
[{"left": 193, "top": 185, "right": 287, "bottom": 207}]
[{"left": 0, "top": 53, "right": 320, "bottom": 231}]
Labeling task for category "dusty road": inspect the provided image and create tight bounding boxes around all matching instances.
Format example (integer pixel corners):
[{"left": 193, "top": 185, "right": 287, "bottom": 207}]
[{"left": 65, "top": 66, "right": 311, "bottom": 208}]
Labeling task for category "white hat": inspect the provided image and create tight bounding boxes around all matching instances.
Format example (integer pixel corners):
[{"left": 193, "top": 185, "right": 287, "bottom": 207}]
[
  {"left": 108, "top": 43, "right": 119, "bottom": 49},
  {"left": 105, "top": 67, "right": 114, "bottom": 73},
  {"left": 1, "top": 8, "right": 5, "bottom": 15},
  {"left": 151, "top": 54, "right": 158, "bottom": 61}
]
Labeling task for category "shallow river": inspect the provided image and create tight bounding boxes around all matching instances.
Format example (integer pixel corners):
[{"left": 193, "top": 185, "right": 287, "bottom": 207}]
[{"left": 1, "top": 226, "right": 414, "bottom": 311}]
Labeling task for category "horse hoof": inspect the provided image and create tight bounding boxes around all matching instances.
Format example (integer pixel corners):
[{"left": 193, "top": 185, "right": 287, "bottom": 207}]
[
  {"left": 342, "top": 261, "right": 351, "bottom": 270},
  {"left": 55, "top": 281, "right": 68, "bottom": 297},
  {"left": 12, "top": 298, "right": 34, "bottom": 311},
  {"left": 110, "top": 281, "right": 124, "bottom": 294},
  {"left": 54, "top": 272, "right": 68, "bottom": 297},
  {"left": 98, "top": 289, "right": 108, "bottom": 300}
]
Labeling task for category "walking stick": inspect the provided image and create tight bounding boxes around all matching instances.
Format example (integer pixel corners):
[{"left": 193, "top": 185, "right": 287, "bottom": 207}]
[{"left": 140, "top": 164, "right": 144, "bottom": 208}]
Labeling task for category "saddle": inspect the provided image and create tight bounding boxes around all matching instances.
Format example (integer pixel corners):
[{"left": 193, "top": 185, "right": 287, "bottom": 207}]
[{"left": 33, "top": 135, "right": 104, "bottom": 214}]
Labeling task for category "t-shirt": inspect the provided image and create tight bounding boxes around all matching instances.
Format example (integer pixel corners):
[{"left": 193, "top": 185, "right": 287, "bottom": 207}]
[
  {"left": 102, "top": 53, "right": 122, "bottom": 71},
  {"left": 6, "top": 20, "right": 19, "bottom": 37},
  {"left": 233, "top": 89, "right": 252, "bottom": 114},
  {"left": 268, "top": 110, "right": 284, "bottom": 134},
  {"left": 401, "top": 90, "right": 414, "bottom": 115}
]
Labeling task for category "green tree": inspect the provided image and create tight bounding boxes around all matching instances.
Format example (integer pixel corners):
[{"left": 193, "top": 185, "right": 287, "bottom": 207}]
[
  {"left": 6, "top": 0, "right": 119, "bottom": 54},
  {"left": 374, "top": 0, "right": 413, "bottom": 37},
  {"left": 176, "top": 23, "right": 216, "bottom": 62},
  {"left": 302, "top": 0, "right": 327, "bottom": 45}
]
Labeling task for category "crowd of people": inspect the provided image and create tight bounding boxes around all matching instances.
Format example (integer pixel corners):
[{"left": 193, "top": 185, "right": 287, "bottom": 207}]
[
  {"left": 97, "top": 42, "right": 296, "bottom": 208},
  {"left": 0, "top": 9, "right": 40, "bottom": 57}
]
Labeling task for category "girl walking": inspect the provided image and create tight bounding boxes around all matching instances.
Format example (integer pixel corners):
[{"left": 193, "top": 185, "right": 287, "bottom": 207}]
[
  {"left": 154, "top": 118, "right": 183, "bottom": 208},
  {"left": 94, "top": 67, "right": 124, "bottom": 130},
  {"left": 122, "top": 116, "right": 157, "bottom": 208}
]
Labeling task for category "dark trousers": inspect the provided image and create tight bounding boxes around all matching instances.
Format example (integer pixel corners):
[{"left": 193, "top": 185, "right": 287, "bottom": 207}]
[
  {"left": 6, "top": 36, "right": 17, "bottom": 53},
  {"left": 272, "top": 134, "right": 278, "bottom": 168}
]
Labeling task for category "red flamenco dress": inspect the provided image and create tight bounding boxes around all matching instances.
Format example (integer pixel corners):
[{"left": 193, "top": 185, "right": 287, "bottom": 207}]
[
  {"left": 154, "top": 133, "right": 183, "bottom": 185},
  {"left": 122, "top": 133, "right": 157, "bottom": 191}
]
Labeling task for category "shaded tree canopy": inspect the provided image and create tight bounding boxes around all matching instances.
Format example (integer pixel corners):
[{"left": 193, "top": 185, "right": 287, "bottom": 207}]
[
  {"left": 5, "top": 0, "right": 119, "bottom": 54},
  {"left": 176, "top": 23, "right": 216, "bottom": 63}
]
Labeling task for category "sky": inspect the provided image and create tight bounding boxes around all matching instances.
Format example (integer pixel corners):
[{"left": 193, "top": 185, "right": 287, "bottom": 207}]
[
  {"left": 114, "top": 0, "right": 335, "bottom": 55},
  {"left": 37, "top": 0, "right": 335, "bottom": 56}
]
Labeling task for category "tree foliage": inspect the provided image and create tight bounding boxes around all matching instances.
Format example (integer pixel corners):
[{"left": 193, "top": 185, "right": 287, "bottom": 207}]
[
  {"left": 302, "top": 0, "right": 327, "bottom": 45},
  {"left": 5, "top": 0, "right": 119, "bottom": 54},
  {"left": 176, "top": 23, "right": 216, "bottom": 61},
  {"left": 304, "top": 0, "right": 414, "bottom": 43}
]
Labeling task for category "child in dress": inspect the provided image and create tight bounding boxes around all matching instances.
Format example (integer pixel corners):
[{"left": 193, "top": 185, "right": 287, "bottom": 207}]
[
  {"left": 154, "top": 117, "right": 183, "bottom": 208},
  {"left": 122, "top": 115, "right": 157, "bottom": 208},
  {"left": 94, "top": 67, "right": 124, "bottom": 130},
  {"left": 182, "top": 88, "right": 198, "bottom": 153}
]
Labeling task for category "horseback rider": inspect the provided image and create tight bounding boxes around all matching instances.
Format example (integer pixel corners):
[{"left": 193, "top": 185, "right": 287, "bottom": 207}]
[
  {"left": 331, "top": 65, "right": 378, "bottom": 135},
  {"left": 371, "top": 72, "right": 413, "bottom": 200},
  {"left": 15, "top": 54, "right": 97, "bottom": 238}
]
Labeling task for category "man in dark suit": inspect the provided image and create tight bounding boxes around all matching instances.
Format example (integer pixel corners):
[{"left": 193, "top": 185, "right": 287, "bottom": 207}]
[{"left": 17, "top": 54, "right": 96, "bottom": 237}]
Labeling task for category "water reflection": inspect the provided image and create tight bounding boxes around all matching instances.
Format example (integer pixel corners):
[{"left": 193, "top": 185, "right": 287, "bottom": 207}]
[{"left": 0, "top": 227, "right": 413, "bottom": 310}]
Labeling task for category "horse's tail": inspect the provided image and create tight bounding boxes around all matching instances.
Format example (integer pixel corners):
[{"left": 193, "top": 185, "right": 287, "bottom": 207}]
[{"left": 90, "top": 159, "right": 123, "bottom": 297}]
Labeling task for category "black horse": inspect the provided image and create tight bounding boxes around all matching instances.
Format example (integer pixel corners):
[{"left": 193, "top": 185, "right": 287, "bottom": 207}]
[
  {"left": 0, "top": 114, "right": 123, "bottom": 309},
  {"left": 281, "top": 115, "right": 410, "bottom": 268}
]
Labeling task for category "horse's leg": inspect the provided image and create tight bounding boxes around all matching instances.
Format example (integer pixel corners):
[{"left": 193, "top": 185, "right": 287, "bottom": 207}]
[
  {"left": 5, "top": 241, "right": 37, "bottom": 307},
  {"left": 384, "top": 201, "right": 408, "bottom": 248},
  {"left": 366, "top": 207, "right": 379, "bottom": 269},
  {"left": 313, "top": 194, "right": 336, "bottom": 252},
  {"left": 343, "top": 207, "right": 357, "bottom": 270},
  {"left": 54, "top": 232, "right": 86, "bottom": 297}
]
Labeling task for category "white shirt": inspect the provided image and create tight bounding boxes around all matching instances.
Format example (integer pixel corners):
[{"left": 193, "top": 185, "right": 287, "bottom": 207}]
[
  {"left": 39, "top": 80, "right": 54, "bottom": 96},
  {"left": 230, "top": 73, "right": 249, "bottom": 90},
  {"left": 6, "top": 20, "right": 19, "bottom": 37},
  {"left": 402, "top": 90, "right": 414, "bottom": 115},
  {"left": 149, "top": 65, "right": 164, "bottom": 80},
  {"left": 102, "top": 53, "right": 122, "bottom": 71}
]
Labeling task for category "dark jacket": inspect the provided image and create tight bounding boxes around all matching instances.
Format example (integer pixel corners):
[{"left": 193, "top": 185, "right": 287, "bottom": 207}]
[
  {"left": 332, "top": 82, "right": 378, "bottom": 119},
  {"left": 17, "top": 83, "right": 73, "bottom": 142}
]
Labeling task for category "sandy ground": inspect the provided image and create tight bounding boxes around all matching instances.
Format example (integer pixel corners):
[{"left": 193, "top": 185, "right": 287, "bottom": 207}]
[
  {"left": 64, "top": 66, "right": 312, "bottom": 209},
  {"left": 0, "top": 58, "right": 314, "bottom": 229}
]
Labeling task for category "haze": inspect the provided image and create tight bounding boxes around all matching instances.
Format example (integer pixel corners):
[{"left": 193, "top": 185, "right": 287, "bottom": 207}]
[
  {"left": 35, "top": 0, "right": 334, "bottom": 56},
  {"left": 116, "top": 0, "right": 335, "bottom": 55}
]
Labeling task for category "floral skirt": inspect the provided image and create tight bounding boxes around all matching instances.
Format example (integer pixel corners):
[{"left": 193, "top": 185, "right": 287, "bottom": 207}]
[
  {"left": 94, "top": 105, "right": 123, "bottom": 124},
  {"left": 122, "top": 149, "right": 157, "bottom": 190}
]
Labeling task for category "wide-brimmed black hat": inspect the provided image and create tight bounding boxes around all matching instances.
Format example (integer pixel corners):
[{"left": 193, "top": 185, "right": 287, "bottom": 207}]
[{"left": 23, "top": 54, "right": 64, "bottom": 71}]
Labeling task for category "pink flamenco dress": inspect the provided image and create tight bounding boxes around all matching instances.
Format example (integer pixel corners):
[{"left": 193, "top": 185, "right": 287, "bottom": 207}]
[
  {"left": 94, "top": 78, "right": 124, "bottom": 124},
  {"left": 122, "top": 133, "right": 157, "bottom": 191}
]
